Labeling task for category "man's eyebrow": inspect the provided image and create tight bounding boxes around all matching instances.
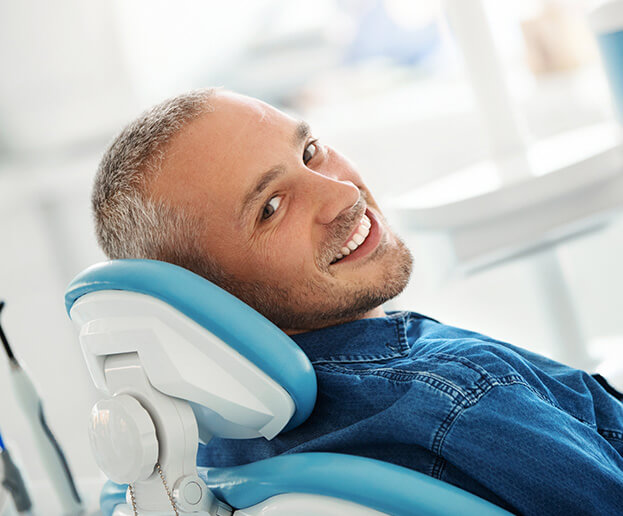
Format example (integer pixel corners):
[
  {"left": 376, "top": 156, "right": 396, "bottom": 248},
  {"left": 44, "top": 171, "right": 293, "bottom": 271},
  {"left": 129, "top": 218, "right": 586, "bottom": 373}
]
[
  {"left": 238, "top": 166, "right": 286, "bottom": 225},
  {"left": 238, "top": 121, "right": 311, "bottom": 226},
  {"left": 294, "top": 120, "right": 311, "bottom": 146}
]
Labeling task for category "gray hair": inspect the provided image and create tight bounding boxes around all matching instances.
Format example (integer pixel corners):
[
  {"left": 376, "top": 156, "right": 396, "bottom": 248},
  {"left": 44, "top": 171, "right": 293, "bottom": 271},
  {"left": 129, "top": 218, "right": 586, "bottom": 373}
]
[{"left": 92, "top": 88, "right": 231, "bottom": 284}]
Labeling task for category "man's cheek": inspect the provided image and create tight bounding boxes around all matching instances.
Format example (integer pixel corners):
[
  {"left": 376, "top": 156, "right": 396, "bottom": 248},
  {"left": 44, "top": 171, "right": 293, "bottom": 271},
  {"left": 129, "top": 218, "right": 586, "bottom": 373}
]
[
  {"left": 269, "top": 243, "right": 308, "bottom": 277},
  {"left": 252, "top": 238, "right": 291, "bottom": 273},
  {"left": 280, "top": 246, "right": 308, "bottom": 276}
]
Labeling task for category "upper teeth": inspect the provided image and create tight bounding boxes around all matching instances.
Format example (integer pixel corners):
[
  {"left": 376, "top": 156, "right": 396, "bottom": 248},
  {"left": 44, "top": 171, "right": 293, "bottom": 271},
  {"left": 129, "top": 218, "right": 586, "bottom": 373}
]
[{"left": 332, "top": 214, "right": 371, "bottom": 263}]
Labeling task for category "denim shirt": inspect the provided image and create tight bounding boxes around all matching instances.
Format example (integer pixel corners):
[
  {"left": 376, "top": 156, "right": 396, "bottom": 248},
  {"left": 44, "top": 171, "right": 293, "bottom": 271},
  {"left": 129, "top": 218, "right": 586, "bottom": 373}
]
[{"left": 198, "top": 311, "right": 623, "bottom": 515}]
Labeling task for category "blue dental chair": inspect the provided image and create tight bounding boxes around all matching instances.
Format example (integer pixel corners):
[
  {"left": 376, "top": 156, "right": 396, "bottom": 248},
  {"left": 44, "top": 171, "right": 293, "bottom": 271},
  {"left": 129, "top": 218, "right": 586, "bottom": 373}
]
[{"left": 65, "top": 260, "right": 512, "bottom": 516}]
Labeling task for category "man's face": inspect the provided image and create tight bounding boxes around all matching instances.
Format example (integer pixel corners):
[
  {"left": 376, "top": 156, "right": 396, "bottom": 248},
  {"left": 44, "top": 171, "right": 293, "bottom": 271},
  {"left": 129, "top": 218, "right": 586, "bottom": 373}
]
[{"left": 151, "top": 91, "right": 412, "bottom": 332}]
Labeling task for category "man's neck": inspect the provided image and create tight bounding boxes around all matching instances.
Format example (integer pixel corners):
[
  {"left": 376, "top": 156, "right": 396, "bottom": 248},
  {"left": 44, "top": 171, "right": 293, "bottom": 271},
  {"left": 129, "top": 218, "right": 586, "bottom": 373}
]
[{"left": 284, "top": 306, "right": 386, "bottom": 336}]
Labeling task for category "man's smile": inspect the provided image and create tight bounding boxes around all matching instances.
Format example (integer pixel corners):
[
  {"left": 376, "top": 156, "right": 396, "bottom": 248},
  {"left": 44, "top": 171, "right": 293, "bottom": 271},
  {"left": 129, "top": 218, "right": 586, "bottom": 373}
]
[
  {"left": 329, "top": 208, "right": 383, "bottom": 266},
  {"left": 330, "top": 212, "right": 370, "bottom": 264}
]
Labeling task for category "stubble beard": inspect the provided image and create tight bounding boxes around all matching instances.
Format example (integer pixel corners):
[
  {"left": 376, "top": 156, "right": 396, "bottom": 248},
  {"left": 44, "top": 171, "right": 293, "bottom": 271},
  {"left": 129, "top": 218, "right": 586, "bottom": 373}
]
[{"left": 224, "top": 230, "right": 414, "bottom": 332}]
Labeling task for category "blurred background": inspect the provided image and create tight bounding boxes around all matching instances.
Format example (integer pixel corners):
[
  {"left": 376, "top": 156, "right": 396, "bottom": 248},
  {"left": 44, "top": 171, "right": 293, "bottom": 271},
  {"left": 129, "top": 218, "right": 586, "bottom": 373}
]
[{"left": 1, "top": 0, "right": 622, "bottom": 512}]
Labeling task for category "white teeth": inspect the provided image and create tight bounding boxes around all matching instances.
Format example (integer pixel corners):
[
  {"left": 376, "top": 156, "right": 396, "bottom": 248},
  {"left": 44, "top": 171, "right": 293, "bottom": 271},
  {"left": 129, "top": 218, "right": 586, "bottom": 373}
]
[
  {"left": 357, "top": 225, "right": 370, "bottom": 238},
  {"left": 353, "top": 233, "right": 365, "bottom": 245},
  {"left": 331, "top": 214, "right": 373, "bottom": 264}
]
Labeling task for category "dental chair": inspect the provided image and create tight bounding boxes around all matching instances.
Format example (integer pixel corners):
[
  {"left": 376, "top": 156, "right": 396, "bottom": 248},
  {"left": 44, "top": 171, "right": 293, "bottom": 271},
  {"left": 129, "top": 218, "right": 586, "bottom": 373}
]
[{"left": 65, "top": 259, "right": 512, "bottom": 516}]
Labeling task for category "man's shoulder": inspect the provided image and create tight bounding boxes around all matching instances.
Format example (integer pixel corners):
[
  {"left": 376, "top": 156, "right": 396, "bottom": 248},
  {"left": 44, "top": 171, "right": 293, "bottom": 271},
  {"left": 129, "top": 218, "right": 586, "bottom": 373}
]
[
  {"left": 404, "top": 312, "right": 560, "bottom": 393},
  {"left": 312, "top": 311, "right": 551, "bottom": 401},
  {"left": 307, "top": 313, "right": 549, "bottom": 451}
]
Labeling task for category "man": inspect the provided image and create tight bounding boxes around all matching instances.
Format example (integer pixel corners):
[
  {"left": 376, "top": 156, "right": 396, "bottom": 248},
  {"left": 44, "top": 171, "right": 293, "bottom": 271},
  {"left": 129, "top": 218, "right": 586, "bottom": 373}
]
[{"left": 94, "top": 88, "right": 623, "bottom": 515}]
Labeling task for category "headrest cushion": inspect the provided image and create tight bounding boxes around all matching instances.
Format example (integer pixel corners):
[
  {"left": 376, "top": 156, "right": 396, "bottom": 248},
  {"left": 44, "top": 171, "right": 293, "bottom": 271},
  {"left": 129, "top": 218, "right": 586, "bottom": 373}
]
[{"left": 65, "top": 259, "right": 317, "bottom": 432}]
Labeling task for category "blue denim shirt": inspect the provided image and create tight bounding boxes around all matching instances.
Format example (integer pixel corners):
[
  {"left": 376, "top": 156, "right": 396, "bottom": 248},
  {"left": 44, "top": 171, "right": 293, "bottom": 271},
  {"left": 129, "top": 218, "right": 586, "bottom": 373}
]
[{"left": 198, "top": 311, "right": 623, "bottom": 515}]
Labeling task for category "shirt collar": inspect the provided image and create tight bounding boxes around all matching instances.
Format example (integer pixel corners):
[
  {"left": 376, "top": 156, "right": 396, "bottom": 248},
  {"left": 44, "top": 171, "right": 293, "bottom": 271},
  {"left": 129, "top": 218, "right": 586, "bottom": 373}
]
[{"left": 290, "top": 311, "right": 411, "bottom": 365}]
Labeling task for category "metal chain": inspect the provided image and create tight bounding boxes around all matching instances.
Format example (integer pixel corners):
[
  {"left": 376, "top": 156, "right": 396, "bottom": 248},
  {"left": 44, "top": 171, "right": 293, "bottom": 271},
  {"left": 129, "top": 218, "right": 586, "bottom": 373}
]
[
  {"left": 129, "top": 462, "right": 179, "bottom": 516},
  {"left": 157, "top": 463, "right": 180, "bottom": 516},
  {"left": 128, "top": 482, "right": 138, "bottom": 515}
]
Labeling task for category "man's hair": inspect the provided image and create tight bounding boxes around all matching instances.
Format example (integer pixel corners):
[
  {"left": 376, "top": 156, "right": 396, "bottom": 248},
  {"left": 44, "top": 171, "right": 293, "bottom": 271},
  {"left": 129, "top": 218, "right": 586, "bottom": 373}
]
[{"left": 92, "top": 88, "right": 231, "bottom": 285}]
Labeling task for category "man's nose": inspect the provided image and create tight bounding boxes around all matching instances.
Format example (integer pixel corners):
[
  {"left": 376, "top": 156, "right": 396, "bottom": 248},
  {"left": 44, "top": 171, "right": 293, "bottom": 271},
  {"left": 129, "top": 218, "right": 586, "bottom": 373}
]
[{"left": 307, "top": 172, "right": 361, "bottom": 225}]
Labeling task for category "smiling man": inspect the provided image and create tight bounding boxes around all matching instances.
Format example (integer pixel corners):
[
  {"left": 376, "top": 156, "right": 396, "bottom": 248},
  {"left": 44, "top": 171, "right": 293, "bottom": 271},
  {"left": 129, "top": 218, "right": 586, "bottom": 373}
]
[
  {"left": 146, "top": 90, "right": 412, "bottom": 332},
  {"left": 94, "top": 89, "right": 623, "bottom": 515},
  {"left": 95, "top": 89, "right": 412, "bottom": 333}
]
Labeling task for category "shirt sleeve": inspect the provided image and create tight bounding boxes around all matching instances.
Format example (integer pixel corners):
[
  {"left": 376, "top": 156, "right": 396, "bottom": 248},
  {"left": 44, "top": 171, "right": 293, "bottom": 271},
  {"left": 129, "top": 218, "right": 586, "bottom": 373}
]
[{"left": 440, "top": 381, "right": 623, "bottom": 516}]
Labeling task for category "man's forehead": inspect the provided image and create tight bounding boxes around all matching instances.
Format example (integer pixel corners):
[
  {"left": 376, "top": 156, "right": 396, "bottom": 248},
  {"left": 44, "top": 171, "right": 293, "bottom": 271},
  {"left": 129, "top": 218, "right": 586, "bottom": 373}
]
[
  {"left": 192, "top": 92, "right": 295, "bottom": 156},
  {"left": 212, "top": 91, "right": 290, "bottom": 132},
  {"left": 215, "top": 90, "right": 269, "bottom": 115},
  {"left": 153, "top": 92, "right": 297, "bottom": 210},
  {"left": 163, "top": 93, "right": 277, "bottom": 165}
]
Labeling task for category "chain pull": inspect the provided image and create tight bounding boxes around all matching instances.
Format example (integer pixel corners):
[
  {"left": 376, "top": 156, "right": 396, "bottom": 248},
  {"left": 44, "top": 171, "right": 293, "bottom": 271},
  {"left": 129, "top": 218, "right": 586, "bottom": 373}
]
[{"left": 129, "top": 462, "right": 179, "bottom": 516}]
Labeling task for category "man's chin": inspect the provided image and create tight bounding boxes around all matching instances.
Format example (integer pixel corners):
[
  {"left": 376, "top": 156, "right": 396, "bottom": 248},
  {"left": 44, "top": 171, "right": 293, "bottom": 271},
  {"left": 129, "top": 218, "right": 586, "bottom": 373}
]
[
  {"left": 259, "top": 241, "right": 413, "bottom": 333},
  {"left": 219, "top": 236, "right": 413, "bottom": 334}
]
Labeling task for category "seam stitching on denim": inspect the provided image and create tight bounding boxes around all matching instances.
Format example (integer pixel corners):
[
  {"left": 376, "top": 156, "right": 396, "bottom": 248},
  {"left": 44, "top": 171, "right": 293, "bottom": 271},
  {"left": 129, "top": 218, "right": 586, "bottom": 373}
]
[
  {"left": 430, "top": 455, "right": 447, "bottom": 480},
  {"left": 312, "top": 350, "right": 406, "bottom": 365},
  {"left": 395, "top": 313, "right": 409, "bottom": 354},
  {"left": 422, "top": 351, "right": 492, "bottom": 379},
  {"left": 599, "top": 429, "right": 623, "bottom": 440},
  {"left": 313, "top": 363, "right": 471, "bottom": 397},
  {"left": 431, "top": 375, "right": 539, "bottom": 472}
]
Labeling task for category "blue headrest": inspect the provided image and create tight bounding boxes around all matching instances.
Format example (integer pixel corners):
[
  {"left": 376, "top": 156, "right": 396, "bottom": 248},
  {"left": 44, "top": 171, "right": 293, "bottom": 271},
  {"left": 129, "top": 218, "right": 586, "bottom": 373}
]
[{"left": 65, "top": 259, "right": 317, "bottom": 432}]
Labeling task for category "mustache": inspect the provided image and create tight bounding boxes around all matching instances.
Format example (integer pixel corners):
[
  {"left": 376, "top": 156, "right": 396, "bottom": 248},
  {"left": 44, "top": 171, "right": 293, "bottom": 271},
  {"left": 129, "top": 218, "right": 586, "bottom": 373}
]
[{"left": 318, "top": 195, "right": 367, "bottom": 267}]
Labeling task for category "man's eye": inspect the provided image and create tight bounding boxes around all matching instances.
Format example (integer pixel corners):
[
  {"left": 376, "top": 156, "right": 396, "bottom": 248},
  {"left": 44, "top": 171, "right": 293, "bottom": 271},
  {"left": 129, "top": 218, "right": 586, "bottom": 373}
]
[
  {"left": 303, "top": 141, "right": 317, "bottom": 165},
  {"left": 261, "top": 195, "right": 282, "bottom": 220}
]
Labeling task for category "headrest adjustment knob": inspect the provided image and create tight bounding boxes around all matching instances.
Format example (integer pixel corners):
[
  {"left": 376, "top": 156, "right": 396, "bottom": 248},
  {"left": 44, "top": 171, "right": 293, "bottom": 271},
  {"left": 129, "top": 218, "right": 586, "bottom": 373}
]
[{"left": 89, "top": 394, "right": 158, "bottom": 484}]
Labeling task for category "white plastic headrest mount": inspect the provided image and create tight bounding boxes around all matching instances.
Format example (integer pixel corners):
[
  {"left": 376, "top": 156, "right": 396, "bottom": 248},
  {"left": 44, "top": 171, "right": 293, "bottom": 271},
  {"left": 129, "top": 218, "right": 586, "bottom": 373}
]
[{"left": 71, "top": 290, "right": 296, "bottom": 440}]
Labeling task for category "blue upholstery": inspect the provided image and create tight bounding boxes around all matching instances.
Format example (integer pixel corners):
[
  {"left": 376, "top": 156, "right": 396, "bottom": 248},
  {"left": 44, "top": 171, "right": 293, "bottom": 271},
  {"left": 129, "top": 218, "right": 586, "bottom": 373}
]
[
  {"left": 101, "top": 481, "right": 127, "bottom": 516},
  {"left": 203, "top": 453, "right": 512, "bottom": 515},
  {"left": 100, "top": 453, "right": 512, "bottom": 516},
  {"left": 65, "top": 259, "right": 316, "bottom": 432}
]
